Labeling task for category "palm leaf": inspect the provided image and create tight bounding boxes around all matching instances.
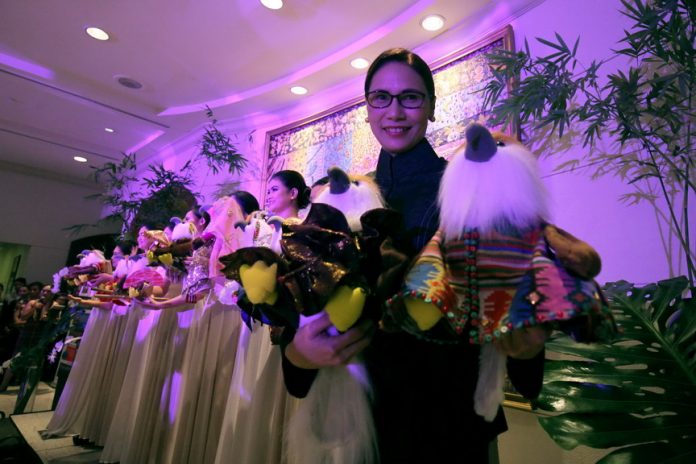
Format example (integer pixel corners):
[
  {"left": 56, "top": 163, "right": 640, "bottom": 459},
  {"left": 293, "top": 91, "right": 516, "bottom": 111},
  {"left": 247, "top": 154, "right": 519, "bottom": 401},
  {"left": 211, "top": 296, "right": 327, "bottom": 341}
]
[{"left": 534, "top": 277, "right": 696, "bottom": 463}]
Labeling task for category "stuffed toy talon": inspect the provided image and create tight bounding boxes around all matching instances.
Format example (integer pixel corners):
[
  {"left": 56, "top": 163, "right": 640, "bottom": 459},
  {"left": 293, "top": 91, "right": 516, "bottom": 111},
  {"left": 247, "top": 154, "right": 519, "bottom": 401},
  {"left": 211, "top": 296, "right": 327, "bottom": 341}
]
[
  {"left": 404, "top": 298, "right": 442, "bottom": 331},
  {"left": 324, "top": 285, "right": 367, "bottom": 332},
  {"left": 238, "top": 261, "right": 279, "bottom": 305}
]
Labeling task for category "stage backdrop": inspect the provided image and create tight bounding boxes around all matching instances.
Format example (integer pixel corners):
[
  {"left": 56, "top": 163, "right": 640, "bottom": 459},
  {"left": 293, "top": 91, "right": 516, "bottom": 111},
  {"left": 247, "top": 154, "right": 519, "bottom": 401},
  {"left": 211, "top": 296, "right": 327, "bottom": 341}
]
[{"left": 264, "top": 26, "right": 514, "bottom": 190}]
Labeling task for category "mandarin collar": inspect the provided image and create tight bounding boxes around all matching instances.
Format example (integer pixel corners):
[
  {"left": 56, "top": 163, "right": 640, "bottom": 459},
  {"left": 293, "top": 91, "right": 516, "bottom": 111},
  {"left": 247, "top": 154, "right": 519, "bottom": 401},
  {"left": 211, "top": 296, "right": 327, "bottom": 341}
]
[{"left": 376, "top": 138, "right": 442, "bottom": 195}]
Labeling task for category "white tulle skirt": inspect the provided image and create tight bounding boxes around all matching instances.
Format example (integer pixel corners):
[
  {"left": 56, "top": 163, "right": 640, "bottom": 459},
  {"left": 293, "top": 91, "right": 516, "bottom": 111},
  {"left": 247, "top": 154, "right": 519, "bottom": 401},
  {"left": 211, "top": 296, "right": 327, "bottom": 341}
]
[
  {"left": 99, "top": 295, "right": 193, "bottom": 463},
  {"left": 158, "top": 294, "right": 242, "bottom": 464},
  {"left": 43, "top": 303, "right": 133, "bottom": 445},
  {"left": 214, "top": 322, "right": 298, "bottom": 464}
]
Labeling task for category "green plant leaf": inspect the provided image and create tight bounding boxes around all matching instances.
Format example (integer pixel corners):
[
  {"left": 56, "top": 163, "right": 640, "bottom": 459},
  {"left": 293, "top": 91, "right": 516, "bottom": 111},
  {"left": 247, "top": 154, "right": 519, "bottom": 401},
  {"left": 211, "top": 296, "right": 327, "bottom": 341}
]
[
  {"left": 536, "top": 277, "right": 696, "bottom": 452},
  {"left": 534, "top": 381, "right": 693, "bottom": 414},
  {"left": 597, "top": 439, "right": 696, "bottom": 464},
  {"left": 539, "top": 412, "right": 696, "bottom": 450}
]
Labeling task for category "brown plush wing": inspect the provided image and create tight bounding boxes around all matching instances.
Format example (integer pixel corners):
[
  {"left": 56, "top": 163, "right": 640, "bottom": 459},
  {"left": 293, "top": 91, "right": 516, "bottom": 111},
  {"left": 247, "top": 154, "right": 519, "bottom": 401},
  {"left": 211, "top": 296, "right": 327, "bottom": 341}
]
[{"left": 544, "top": 224, "right": 601, "bottom": 279}]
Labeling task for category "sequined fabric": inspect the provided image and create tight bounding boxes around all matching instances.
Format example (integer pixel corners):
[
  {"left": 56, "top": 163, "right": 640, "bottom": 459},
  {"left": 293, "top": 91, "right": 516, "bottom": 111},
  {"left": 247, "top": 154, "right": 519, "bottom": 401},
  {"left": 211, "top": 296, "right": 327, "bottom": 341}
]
[{"left": 182, "top": 244, "right": 212, "bottom": 297}]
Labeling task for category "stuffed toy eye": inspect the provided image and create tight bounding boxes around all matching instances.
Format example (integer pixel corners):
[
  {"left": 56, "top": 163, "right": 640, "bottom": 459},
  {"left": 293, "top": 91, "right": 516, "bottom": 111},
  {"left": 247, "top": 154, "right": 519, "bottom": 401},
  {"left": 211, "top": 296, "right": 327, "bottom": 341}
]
[{"left": 496, "top": 140, "right": 505, "bottom": 147}]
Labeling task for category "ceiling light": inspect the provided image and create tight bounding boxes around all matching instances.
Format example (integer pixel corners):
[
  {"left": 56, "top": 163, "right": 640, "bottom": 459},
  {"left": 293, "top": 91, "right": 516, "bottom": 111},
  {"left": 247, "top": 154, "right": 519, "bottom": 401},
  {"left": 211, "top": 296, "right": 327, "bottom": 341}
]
[
  {"left": 115, "top": 75, "right": 143, "bottom": 89},
  {"left": 350, "top": 58, "right": 370, "bottom": 70},
  {"left": 104, "top": 127, "right": 115, "bottom": 133},
  {"left": 73, "top": 156, "right": 88, "bottom": 163},
  {"left": 421, "top": 14, "right": 445, "bottom": 32},
  {"left": 291, "top": 86, "right": 308, "bottom": 95},
  {"left": 85, "top": 27, "right": 110, "bottom": 41},
  {"left": 261, "top": 0, "right": 283, "bottom": 10}
]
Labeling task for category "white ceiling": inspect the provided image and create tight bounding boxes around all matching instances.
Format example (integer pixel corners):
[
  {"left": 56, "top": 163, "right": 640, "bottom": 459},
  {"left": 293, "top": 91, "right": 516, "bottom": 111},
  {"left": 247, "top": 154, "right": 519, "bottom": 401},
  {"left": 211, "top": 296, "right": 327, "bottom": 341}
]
[{"left": 0, "top": 0, "right": 541, "bottom": 185}]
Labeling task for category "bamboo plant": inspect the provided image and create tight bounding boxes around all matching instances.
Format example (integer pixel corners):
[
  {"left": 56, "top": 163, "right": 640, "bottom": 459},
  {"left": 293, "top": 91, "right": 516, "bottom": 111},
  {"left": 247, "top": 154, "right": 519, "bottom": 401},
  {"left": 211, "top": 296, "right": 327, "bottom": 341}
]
[
  {"left": 481, "top": 1, "right": 696, "bottom": 461},
  {"left": 482, "top": 0, "right": 695, "bottom": 287}
]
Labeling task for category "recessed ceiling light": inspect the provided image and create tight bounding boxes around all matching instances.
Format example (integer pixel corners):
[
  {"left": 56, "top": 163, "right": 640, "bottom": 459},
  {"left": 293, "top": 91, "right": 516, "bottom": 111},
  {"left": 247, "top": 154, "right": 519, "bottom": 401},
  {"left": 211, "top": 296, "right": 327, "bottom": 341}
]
[
  {"left": 421, "top": 14, "right": 445, "bottom": 32},
  {"left": 74, "top": 156, "right": 88, "bottom": 163},
  {"left": 85, "top": 26, "right": 110, "bottom": 41},
  {"left": 104, "top": 127, "right": 115, "bottom": 133},
  {"left": 261, "top": 0, "right": 283, "bottom": 10},
  {"left": 115, "top": 75, "right": 143, "bottom": 89},
  {"left": 350, "top": 58, "right": 370, "bottom": 70},
  {"left": 291, "top": 86, "right": 308, "bottom": 95}
]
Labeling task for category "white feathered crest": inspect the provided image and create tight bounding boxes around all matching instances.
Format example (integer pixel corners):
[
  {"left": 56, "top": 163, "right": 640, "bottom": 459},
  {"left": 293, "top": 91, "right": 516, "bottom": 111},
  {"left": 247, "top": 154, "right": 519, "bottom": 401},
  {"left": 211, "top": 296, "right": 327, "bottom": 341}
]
[{"left": 439, "top": 126, "right": 549, "bottom": 239}]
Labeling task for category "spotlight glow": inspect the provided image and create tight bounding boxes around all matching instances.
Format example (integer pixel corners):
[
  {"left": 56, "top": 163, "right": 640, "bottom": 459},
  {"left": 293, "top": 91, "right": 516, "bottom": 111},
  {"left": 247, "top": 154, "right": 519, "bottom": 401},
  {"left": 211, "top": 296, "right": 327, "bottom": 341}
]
[
  {"left": 421, "top": 14, "right": 445, "bottom": 32},
  {"left": 85, "top": 27, "right": 110, "bottom": 41},
  {"left": 261, "top": 0, "right": 283, "bottom": 10},
  {"left": 350, "top": 58, "right": 370, "bottom": 69},
  {"left": 290, "top": 86, "right": 308, "bottom": 95},
  {"left": 73, "top": 156, "right": 88, "bottom": 163}
]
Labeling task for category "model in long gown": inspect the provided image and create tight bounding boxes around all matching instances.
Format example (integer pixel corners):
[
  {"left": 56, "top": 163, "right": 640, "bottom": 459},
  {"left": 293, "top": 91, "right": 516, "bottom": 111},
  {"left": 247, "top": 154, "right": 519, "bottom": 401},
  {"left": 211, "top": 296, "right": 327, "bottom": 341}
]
[
  {"left": 99, "top": 267, "right": 184, "bottom": 463},
  {"left": 150, "top": 243, "right": 243, "bottom": 464},
  {"left": 42, "top": 255, "right": 147, "bottom": 445},
  {"left": 213, "top": 210, "right": 299, "bottom": 464},
  {"left": 214, "top": 321, "right": 296, "bottom": 464}
]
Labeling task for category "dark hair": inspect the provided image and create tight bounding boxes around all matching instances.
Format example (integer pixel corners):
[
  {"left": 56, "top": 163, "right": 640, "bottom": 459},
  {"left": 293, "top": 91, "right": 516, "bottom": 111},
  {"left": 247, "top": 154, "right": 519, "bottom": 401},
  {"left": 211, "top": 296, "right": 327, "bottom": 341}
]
[
  {"left": 271, "top": 170, "right": 311, "bottom": 209},
  {"left": 232, "top": 191, "right": 260, "bottom": 216},
  {"left": 364, "top": 48, "right": 435, "bottom": 99},
  {"left": 115, "top": 239, "right": 136, "bottom": 256},
  {"left": 190, "top": 206, "right": 211, "bottom": 228},
  {"left": 138, "top": 222, "right": 160, "bottom": 231},
  {"left": 14, "top": 277, "right": 27, "bottom": 286},
  {"left": 28, "top": 281, "right": 43, "bottom": 290}
]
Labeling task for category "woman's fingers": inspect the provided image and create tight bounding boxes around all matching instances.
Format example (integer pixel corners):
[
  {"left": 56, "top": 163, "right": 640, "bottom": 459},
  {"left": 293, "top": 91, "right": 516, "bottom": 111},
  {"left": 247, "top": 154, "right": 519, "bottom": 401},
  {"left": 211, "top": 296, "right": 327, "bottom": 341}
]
[{"left": 494, "top": 326, "right": 550, "bottom": 359}]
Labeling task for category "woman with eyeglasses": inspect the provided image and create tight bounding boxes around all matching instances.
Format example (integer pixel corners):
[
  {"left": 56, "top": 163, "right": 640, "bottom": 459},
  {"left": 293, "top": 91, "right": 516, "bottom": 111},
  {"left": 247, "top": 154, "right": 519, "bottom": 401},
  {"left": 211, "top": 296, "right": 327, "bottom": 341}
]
[{"left": 281, "top": 48, "right": 547, "bottom": 463}]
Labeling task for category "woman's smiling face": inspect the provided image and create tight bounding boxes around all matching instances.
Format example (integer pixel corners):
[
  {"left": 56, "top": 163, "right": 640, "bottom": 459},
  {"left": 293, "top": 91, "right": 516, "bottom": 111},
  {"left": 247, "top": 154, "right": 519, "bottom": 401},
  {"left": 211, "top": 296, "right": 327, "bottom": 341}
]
[
  {"left": 366, "top": 62, "right": 435, "bottom": 155},
  {"left": 265, "top": 177, "right": 296, "bottom": 215}
]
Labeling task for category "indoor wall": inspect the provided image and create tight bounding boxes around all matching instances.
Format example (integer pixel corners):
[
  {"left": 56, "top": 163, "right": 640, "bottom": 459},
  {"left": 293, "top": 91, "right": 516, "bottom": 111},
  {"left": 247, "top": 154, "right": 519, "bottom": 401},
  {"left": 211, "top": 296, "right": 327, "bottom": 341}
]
[{"left": 0, "top": 165, "right": 117, "bottom": 283}]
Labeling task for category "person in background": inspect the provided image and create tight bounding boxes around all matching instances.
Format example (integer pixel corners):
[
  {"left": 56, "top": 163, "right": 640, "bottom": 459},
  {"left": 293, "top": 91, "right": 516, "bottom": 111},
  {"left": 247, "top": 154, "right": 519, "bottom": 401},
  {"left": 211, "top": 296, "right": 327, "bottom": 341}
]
[
  {"left": 27, "top": 281, "right": 43, "bottom": 302},
  {"left": 281, "top": 48, "right": 548, "bottom": 463},
  {"left": 0, "top": 284, "right": 28, "bottom": 363},
  {"left": 185, "top": 206, "right": 211, "bottom": 237},
  {"left": 3, "top": 277, "right": 27, "bottom": 304},
  {"left": 1, "top": 280, "right": 46, "bottom": 391},
  {"left": 231, "top": 190, "right": 260, "bottom": 218},
  {"left": 265, "top": 170, "right": 311, "bottom": 220}
]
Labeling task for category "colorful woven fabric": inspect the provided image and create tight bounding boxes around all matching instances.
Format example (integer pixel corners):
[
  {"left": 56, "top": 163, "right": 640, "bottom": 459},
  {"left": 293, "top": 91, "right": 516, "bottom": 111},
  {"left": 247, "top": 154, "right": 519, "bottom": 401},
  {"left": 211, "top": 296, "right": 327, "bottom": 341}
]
[{"left": 385, "top": 224, "right": 610, "bottom": 344}]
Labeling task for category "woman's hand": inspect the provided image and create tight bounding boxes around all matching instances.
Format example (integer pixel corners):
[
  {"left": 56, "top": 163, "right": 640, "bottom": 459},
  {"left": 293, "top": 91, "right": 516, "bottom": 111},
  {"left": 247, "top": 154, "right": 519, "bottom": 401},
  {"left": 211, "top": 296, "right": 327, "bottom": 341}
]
[
  {"left": 285, "top": 312, "right": 375, "bottom": 369},
  {"left": 87, "top": 273, "right": 113, "bottom": 287},
  {"left": 494, "top": 326, "right": 551, "bottom": 360},
  {"left": 137, "top": 283, "right": 166, "bottom": 299},
  {"left": 68, "top": 294, "right": 111, "bottom": 309},
  {"left": 139, "top": 297, "right": 166, "bottom": 310}
]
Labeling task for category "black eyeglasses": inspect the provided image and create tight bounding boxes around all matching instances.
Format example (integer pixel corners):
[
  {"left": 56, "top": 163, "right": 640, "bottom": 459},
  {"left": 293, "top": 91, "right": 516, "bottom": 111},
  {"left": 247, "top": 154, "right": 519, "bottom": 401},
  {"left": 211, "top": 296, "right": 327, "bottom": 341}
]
[{"left": 366, "top": 90, "right": 428, "bottom": 109}]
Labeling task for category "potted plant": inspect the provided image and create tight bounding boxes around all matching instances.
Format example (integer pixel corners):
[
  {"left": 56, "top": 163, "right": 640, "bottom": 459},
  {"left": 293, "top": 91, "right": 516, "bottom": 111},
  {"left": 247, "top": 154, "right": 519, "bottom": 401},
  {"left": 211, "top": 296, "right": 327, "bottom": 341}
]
[{"left": 482, "top": 0, "right": 695, "bottom": 461}]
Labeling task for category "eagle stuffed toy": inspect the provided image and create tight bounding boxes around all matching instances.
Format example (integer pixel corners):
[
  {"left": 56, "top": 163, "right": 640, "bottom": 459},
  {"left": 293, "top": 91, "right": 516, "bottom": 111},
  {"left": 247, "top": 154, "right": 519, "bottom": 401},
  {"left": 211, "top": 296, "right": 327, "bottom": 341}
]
[{"left": 385, "top": 123, "right": 615, "bottom": 421}]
